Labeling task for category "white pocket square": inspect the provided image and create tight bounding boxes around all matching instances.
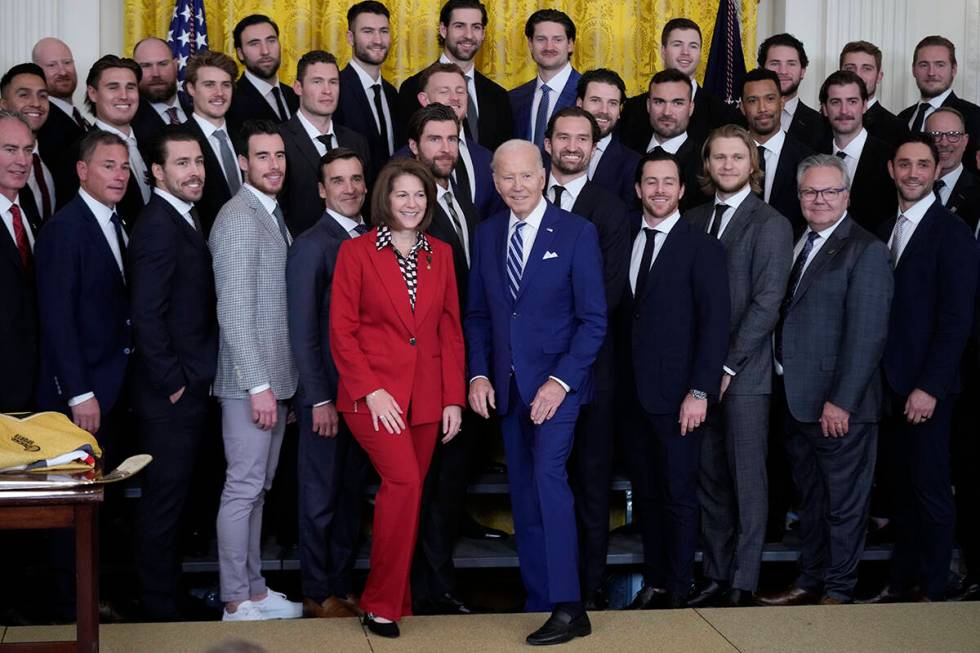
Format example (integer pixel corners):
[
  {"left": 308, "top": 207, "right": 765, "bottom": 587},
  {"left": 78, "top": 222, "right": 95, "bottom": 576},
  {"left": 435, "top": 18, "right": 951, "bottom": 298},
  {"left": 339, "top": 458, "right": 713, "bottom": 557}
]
[{"left": 543, "top": 251, "right": 559, "bottom": 260}]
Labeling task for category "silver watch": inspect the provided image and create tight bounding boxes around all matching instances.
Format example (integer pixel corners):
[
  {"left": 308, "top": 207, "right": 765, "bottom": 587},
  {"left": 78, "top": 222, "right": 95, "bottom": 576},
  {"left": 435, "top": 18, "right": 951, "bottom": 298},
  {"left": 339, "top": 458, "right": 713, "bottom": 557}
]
[{"left": 689, "top": 389, "right": 708, "bottom": 401}]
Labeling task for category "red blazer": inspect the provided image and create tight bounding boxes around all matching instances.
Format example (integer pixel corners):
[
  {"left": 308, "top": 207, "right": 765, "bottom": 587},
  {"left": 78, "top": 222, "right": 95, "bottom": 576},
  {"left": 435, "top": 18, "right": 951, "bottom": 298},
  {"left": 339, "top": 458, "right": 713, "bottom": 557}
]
[{"left": 329, "top": 229, "right": 466, "bottom": 425}]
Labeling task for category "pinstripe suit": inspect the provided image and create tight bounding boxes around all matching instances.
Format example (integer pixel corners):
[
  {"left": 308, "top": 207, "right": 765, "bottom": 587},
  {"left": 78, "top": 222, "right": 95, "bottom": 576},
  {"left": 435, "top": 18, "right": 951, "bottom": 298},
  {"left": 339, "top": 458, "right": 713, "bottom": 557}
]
[{"left": 210, "top": 185, "right": 298, "bottom": 603}]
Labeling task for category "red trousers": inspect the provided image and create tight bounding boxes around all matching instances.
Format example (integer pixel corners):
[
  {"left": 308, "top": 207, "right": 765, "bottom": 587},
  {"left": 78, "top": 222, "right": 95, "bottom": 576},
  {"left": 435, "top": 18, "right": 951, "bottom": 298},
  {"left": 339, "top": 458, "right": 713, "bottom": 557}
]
[{"left": 343, "top": 411, "right": 438, "bottom": 620}]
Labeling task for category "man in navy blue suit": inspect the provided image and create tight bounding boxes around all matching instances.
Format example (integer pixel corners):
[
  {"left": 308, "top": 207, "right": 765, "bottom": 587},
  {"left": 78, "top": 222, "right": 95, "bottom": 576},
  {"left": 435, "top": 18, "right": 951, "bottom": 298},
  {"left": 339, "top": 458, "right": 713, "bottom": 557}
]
[
  {"left": 862, "top": 133, "right": 979, "bottom": 603},
  {"left": 622, "top": 149, "right": 730, "bottom": 609},
  {"left": 509, "top": 9, "right": 581, "bottom": 151},
  {"left": 466, "top": 139, "right": 605, "bottom": 645}
]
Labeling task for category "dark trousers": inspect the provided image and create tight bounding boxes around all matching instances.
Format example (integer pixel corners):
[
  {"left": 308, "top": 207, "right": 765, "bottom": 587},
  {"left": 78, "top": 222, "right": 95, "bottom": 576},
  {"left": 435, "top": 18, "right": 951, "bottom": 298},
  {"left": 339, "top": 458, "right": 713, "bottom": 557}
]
[
  {"left": 952, "top": 360, "right": 980, "bottom": 580},
  {"left": 625, "top": 405, "right": 703, "bottom": 596},
  {"left": 297, "top": 404, "right": 369, "bottom": 603},
  {"left": 135, "top": 393, "right": 209, "bottom": 619},
  {"left": 783, "top": 406, "right": 877, "bottom": 601},
  {"left": 887, "top": 388, "right": 956, "bottom": 600}
]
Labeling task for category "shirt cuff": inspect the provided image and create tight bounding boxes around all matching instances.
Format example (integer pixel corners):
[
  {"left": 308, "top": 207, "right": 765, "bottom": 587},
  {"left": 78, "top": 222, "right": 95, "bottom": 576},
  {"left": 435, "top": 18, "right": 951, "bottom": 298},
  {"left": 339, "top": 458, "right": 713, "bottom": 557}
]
[
  {"left": 313, "top": 400, "right": 332, "bottom": 407},
  {"left": 469, "top": 375, "right": 490, "bottom": 384},
  {"left": 68, "top": 392, "right": 95, "bottom": 407},
  {"left": 249, "top": 383, "right": 271, "bottom": 395},
  {"left": 723, "top": 366, "right": 736, "bottom": 377},
  {"left": 548, "top": 376, "right": 571, "bottom": 392}
]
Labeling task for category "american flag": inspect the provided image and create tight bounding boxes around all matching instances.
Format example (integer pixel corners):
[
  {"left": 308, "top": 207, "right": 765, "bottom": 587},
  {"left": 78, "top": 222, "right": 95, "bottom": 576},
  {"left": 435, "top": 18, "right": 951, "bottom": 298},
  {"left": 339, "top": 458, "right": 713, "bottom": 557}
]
[
  {"left": 166, "top": 0, "right": 209, "bottom": 90},
  {"left": 703, "top": 0, "right": 747, "bottom": 105}
]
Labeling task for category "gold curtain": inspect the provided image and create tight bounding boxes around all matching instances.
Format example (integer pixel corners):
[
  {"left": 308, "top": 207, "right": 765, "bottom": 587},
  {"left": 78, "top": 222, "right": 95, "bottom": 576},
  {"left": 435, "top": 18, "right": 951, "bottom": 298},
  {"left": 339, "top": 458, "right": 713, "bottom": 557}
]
[{"left": 124, "top": 0, "right": 757, "bottom": 96}]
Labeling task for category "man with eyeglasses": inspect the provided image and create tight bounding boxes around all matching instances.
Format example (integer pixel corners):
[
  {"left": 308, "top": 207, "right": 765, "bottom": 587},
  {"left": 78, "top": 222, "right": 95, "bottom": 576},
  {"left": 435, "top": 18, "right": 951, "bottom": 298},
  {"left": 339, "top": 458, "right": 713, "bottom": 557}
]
[
  {"left": 756, "top": 154, "right": 892, "bottom": 606},
  {"left": 925, "top": 108, "right": 980, "bottom": 229}
]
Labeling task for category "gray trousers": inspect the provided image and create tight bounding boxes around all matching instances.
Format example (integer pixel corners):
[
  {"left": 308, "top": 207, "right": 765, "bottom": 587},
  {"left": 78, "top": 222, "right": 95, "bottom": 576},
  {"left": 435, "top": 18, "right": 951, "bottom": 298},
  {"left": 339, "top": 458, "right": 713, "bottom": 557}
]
[
  {"left": 216, "top": 397, "right": 287, "bottom": 602},
  {"left": 698, "top": 393, "right": 770, "bottom": 592}
]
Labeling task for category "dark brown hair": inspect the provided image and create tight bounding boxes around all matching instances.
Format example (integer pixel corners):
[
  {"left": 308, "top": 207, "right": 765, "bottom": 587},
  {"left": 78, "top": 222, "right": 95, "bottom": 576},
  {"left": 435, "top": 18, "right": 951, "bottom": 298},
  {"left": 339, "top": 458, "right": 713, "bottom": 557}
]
[{"left": 370, "top": 158, "right": 436, "bottom": 232}]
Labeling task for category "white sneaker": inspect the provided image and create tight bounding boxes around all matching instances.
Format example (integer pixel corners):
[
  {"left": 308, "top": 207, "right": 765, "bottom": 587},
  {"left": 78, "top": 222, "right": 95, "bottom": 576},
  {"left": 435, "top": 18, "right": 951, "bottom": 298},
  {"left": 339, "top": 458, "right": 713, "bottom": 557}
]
[
  {"left": 222, "top": 600, "right": 264, "bottom": 621},
  {"left": 253, "top": 589, "right": 303, "bottom": 619}
]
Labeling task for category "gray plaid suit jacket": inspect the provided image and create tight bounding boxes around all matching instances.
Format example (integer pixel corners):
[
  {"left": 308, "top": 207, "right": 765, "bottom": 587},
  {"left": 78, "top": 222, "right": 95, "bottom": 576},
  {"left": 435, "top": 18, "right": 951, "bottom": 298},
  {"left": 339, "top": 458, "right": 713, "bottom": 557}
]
[
  {"left": 209, "top": 186, "right": 298, "bottom": 400},
  {"left": 686, "top": 192, "right": 794, "bottom": 395}
]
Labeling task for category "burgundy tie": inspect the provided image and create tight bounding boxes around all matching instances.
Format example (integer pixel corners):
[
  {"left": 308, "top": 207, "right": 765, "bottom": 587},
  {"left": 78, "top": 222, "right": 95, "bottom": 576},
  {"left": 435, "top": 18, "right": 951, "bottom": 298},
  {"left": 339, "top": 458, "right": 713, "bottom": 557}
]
[
  {"left": 31, "top": 153, "right": 52, "bottom": 220},
  {"left": 71, "top": 106, "right": 87, "bottom": 130},
  {"left": 9, "top": 204, "right": 33, "bottom": 273},
  {"left": 165, "top": 107, "right": 180, "bottom": 125}
]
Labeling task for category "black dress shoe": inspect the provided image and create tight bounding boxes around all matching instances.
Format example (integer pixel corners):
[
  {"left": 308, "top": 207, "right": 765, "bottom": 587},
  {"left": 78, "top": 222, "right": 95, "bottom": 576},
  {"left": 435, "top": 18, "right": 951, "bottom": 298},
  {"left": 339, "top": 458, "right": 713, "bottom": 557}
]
[
  {"left": 461, "top": 513, "right": 509, "bottom": 540},
  {"left": 526, "top": 609, "right": 591, "bottom": 646},
  {"left": 584, "top": 588, "right": 609, "bottom": 611},
  {"left": 725, "top": 588, "right": 756, "bottom": 607},
  {"left": 363, "top": 613, "right": 400, "bottom": 638},
  {"left": 856, "top": 585, "right": 921, "bottom": 604},
  {"left": 687, "top": 580, "right": 730, "bottom": 608},
  {"left": 431, "top": 593, "right": 472, "bottom": 615},
  {"left": 627, "top": 585, "right": 666, "bottom": 610},
  {"left": 949, "top": 580, "right": 980, "bottom": 602}
]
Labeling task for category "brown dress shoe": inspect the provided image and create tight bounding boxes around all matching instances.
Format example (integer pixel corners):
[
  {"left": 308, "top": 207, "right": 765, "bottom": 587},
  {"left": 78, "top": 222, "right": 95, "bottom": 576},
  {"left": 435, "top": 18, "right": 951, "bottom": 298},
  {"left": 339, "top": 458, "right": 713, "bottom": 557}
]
[
  {"left": 819, "top": 596, "right": 847, "bottom": 605},
  {"left": 337, "top": 594, "right": 363, "bottom": 617},
  {"left": 304, "top": 596, "right": 357, "bottom": 618},
  {"left": 756, "top": 586, "right": 820, "bottom": 606},
  {"left": 856, "top": 586, "right": 921, "bottom": 604}
]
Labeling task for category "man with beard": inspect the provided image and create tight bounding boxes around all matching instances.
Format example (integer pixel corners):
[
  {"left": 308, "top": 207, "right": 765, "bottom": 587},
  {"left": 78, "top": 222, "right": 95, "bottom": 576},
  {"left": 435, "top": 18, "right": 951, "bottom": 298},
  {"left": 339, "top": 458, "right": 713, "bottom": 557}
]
[
  {"left": 543, "top": 106, "right": 629, "bottom": 610},
  {"left": 899, "top": 36, "right": 980, "bottom": 174},
  {"left": 510, "top": 9, "right": 580, "bottom": 151},
  {"left": 684, "top": 125, "right": 793, "bottom": 608},
  {"left": 575, "top": 68, "right": 640, "bottom": 208},
  {"left": 861, "top": 134, "right": 978, "bottom": 603},
  {"left": 623, "top": 69, "right": 706, "bottom": 211},
  {"left": 279, "top": 50, "right": 369, "bottom": 237},
  {"left": 335, "top": 1, "right": 399, "bottom": 178},
  {"left": 226, "top": 15, "right": 300, "bottom": 135},
  {"left": 759, "top": 33, "right": 826, "bottom": 152},
  {"left": 840, "top": 41, "right": 908, "bottom": 146},
  {"left": 129, "top": 126, "right": 217, "bottom": 621},
  {"left": 397, "top": 0, "right": 512, "bottom": 151},
  {"left": 86, "top": 55, "right": 151, "bottom": 225},
  {"left": 131, "top": 38, "right": 191, "bottom": 147},
  {"left": 741, "top": 68, "right": 812, "bottom": 236},
  {"left": 31, "top": 37, "right": 87, "bottom": 210},
  {"left": 819, "top": 70, "right": 896, "bottom": 232},
  {"left": 926, "top": 108, "right": 980, "bottom": 227},
  {"left": 1, "top": 63, "right": 54, "bottom": 223}
]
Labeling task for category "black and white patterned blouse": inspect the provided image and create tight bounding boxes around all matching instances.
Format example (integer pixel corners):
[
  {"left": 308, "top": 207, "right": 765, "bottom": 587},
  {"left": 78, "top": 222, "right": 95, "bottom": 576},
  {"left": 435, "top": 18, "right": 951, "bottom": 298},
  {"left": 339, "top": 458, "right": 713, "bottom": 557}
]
[{"left": 376, "top": 224, "right": 432, "bottom": 312}]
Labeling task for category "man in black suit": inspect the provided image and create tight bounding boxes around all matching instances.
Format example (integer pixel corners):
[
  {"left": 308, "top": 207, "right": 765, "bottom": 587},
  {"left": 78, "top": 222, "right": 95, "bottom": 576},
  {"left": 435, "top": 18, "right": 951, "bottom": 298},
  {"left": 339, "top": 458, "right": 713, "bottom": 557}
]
[
  {"left": 622, "top": 149, "right": 730, "bottom": 610},
  {"left": 542, "top": 107, "right": 628, "bottom": 608},
  {"left": 287, "top": 147, "right": 370, "bottom": 619},
  {"left": 0, "top": 111, "right": 40, "bottom": 413},
  {"left": 129, "top": 126, "right": 217, "bottom": 620},
  {"left": 759, "top": 33, "right": 826, "bottom": 152},
  {"left": 819, "top": 70, "right": 896, "bottom": 232},
  {"left": 899, "top": 35, "right": 980, "bottom": 175},
  {"left": 32, "top": 37, "right": 88, "bottom": 210},
  {"left": 226, "top": 14, "right": 300, "bottom": 135},
  {"left": 85, "top": 55, "right": 150, "bottom": 226},
  {"left": 863, "top": 134, "right": 979, "bottom": 604},
  {"left": 926, "top": 107, "right": 980, "bottom": 229},
  {"left": 132, "top": 38, "right": 191, "bottom": 148},
  {"left": 757, "top": 155, "right": 893, "bottom": 607},
  {"left": 335, "top": 1, "right": 398, "bottom": 178},
  {"left": 575, "top": 68, "right": 641, "bottom": 208},
  {"left": 183, "top": 51, "right": 241, "bottom": 236},
  {"left": 741, "top": 68, "right": 812, "bottom": 236},
  {"left": 1, "top": 63, "right": 56, "bottom": 223},
  {"left": 279, "top": 50, "right": 369, "bottom": 237},
  {"left": 840, "top": 41, "right": 908, "bottom": 147},
  {"left": 397, "top": 0, "right": 512, "bottom": 151}
]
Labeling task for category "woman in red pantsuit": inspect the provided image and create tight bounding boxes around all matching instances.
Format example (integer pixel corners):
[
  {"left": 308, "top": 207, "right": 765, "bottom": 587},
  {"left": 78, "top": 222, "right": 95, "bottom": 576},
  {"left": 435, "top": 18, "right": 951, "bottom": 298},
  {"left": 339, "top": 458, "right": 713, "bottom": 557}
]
[{"left": 329, "top": 158, "right": 466, "bottom": 638}]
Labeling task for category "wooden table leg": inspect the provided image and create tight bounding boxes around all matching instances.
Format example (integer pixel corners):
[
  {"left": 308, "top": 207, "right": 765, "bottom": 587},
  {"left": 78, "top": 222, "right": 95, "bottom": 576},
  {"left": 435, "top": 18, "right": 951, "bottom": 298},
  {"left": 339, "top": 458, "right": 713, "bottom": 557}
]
[{"left": 74, "top": 504, "right": 98, "bottom": 653}]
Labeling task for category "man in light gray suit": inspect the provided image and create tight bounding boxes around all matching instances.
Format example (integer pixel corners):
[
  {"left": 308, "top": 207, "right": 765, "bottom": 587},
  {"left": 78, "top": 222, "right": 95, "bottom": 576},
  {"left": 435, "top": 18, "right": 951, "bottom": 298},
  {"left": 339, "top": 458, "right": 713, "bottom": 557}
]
[
  {"left": 685, "top": 124, "right": 794, "bottom": 607},
  {"left": 210, "top": 119, "right": 301, "bottom": 622},
  {"left": 757, "top": 154, "right": 893, "bottom": 606}
]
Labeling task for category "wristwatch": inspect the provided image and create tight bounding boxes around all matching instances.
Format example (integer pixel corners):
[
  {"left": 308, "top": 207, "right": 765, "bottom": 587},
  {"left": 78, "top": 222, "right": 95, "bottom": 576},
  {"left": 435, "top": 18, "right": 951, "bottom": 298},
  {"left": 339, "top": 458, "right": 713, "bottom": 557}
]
[{"left": 689, "top": 389, "right": 708, "bottom": 401}]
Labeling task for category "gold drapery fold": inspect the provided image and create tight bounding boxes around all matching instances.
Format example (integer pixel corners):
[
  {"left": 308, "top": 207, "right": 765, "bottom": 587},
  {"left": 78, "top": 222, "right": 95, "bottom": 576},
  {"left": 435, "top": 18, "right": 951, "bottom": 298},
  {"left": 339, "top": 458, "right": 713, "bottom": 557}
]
[{"left": 124, "top": 1, "right": 757, "bottom": 96}]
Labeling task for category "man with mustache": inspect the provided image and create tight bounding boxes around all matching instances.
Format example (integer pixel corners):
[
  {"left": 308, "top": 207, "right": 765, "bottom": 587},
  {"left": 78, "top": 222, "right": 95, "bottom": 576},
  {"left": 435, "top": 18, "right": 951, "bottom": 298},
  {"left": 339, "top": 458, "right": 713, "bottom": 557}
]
[
  {"left": 510, "top": 9, "right": 581, "bottom": 152},
  {"left": 862, "top": 133, "right": 978, "bottom": 603},
  {"left": 899, "top": 36, "right": 980, "bottom": 175},
  {"left": 839, "top": 41, "right": 908, "bottom": 147},
  {"left": 543, "top": 106, "right": 629, "bottom": 610},
  {"left": 128, "top": 125, "right": 217, "bottom": 620},
  {"left": 819, "top": 70, "right": 896, "bottom": 233},
  {"left": 759, "top": 33, "right": 826, "bottom": 152},
  {"left": 0, "top": 63, "right": 54, "bottom": 223},
  {"left": 397, "top": 0, "right": 513, "bottom": 151},
  {"left": 226, "top": 14, "right": 300, "bottom": 135},
  {"left": 31, "top": 37, "right": 87, "bottom": 210},
  {"left": 335, "top": 1, "right": 399, "bottom": 178},
  {"left": 131, "top": 37, "right": 191, "bottom": 147}
]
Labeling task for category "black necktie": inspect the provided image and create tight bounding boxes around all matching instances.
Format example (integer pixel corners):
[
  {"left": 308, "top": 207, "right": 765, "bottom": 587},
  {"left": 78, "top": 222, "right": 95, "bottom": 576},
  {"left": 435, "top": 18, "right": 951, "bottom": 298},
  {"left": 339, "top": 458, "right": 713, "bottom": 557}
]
[
  {"left": 353, "top": 223, "right": 369, "bottom": 236},
  {"left": 775, "top": 231, "right": 820, "bottom": 363},
  {"left": 835, "top": 150, "right": 847, "bottom": 160},
  {"left": 757, "top": 145, "right": 767, "bottom": 172},
  {"left": 271, "top": 86, "right": 289, "bottom": 121},
  {"left": 910, "top": 102, "right": 930, "bottom": 132},
  {"left": 934, "top": 179, "right": 946, "bottom": 203},
  {"left": 72, "top": 106, "right": 87, "bottom": 130},
  {"left": 316, "top": 133, "right": 334, "bottom": 151},
  {"left": 370, "top": 84, "right": 391, "bottom": 156},
  {"left": 189, "top": 207, "right": 203, "bottom": 234},
  {"left": 452, "top": 154, "right": 472, "bottom": 203},
  {"left": 633, "top": 227, "right": 658, "bottom": 299},
  {"left": 709, "top": 203, "right": 729, "bottom": 239},
  {"left": 552, "top": 185, "right": 566, "bottom": 209},
  {"left": 651, "top": 145, "right": 666, "bottom": 155},
  {"left": 110, "top": 211, "right": 127, "bottom": 276}
]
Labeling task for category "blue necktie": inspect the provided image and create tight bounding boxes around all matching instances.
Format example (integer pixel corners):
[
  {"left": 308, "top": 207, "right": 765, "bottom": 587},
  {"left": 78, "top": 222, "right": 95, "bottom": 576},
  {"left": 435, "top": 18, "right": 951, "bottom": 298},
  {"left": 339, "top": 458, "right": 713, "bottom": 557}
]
[
  {"left": 775, "top": 230, "right": 820, "bottom": 363},
  {"left": 507, "top": 221, "right": 526, "bottom": 300},
  {"left": 533, "top": 84, "right": 551, "bottom": 149}
]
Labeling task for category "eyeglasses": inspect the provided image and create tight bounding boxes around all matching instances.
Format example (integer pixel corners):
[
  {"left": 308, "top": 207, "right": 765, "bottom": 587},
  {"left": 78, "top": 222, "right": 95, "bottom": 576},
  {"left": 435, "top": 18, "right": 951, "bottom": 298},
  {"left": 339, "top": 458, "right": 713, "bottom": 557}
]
[
  {"left": 928, "top": 130, "right": 964, "bottom": 143},
  {"left": 799, "top": 187, "right": 847, "bottom": 202}
]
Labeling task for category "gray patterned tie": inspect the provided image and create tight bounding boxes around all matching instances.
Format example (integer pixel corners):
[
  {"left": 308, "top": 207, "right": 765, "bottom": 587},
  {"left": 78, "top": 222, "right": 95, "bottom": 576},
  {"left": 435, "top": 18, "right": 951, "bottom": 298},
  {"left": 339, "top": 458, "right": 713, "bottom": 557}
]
[
  {"left": 272, "top": 203, "right": 290, "bottom": 246},
  {"left": 890, "top": 215, "right": 908, "bottom": 267},
  {"left": 213, "top": 129, "right": 241, "bottom": 193}
]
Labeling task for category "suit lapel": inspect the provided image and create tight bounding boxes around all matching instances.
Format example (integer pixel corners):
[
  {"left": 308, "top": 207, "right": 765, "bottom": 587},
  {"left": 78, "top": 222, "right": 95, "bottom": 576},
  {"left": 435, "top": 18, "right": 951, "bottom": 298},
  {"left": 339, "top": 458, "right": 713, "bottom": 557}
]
[
  {"left": 770, "top": 143, "right": 796, "bottom": 201},
  {"left": 413, "top": 244, "right": 436, "bottom": 325},
  {"left": 286, "top": 116, "right": 322, "bottom": 173},
  {"left": 515, "top": 206, "right": 559, "bottom": 302},
  {"left": 790, "top": 217, "right": 850, "bottom": 308},
  {"left": 0, "top": 218, "right": 24, "bottom": 274},
  {"left": 637, "top": 218, "right": 683, "bottom": 304},
  {"left": 78, "top": 197, "right": 126, "bottom": 287},
  {"left": 369, "top": 240, "right": 416, "bottom": 333},
  {"left": 719, "top": 194, "right": 757, "bottom": 247},
  {"left": 240, "top": 187, "right": 285, "bottom": 246},
  {"left": 153, "top": 196, "right": 207, "bottom": 252},
  {"left": 895, "top": 203, "right": 939, "bottom": 271}
]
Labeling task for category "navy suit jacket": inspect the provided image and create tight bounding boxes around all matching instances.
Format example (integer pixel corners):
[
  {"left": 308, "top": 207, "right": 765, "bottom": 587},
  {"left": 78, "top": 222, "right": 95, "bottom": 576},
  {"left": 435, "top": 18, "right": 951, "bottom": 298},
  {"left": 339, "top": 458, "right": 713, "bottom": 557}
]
[
  {"left": 35, "top": 194, "right": 133, "bottom": 414},
  {"left": 622, "top": 215, "right": 730, "bottom": 414},
  {"left": 464, "top": 201, "right": 606, "bottom": 414},
  {"left": 37, "top": 103, "right": 86, "bottom": 211},
  {"left": 509, "top": 68, "right": 581, "bottom": 142},
  {"left": 335, "top": 63, "right": 399, "bottom": 178},
  {"left": 592, "top": 135, "right": 642, "bottom": 209},
  {"left": 945, "top": 168, "right": 980, "bottom": 232},
  {"left": 880, "top": 200, "right": 979, "bottom": 399}
]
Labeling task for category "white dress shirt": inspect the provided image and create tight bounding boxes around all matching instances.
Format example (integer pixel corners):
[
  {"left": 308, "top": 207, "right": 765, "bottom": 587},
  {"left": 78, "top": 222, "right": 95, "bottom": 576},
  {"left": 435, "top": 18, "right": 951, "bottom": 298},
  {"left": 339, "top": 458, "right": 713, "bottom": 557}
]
[
  {"left": 296, "top": 110, "right": 335, "bottom": 157},
  {"left": 909, "top": 87, "right": 953, "bottom": 130},
  {"left": 888, "top": 193, "right": 935, "bottom": 263},
  {"left": 508, "top": 196, "right": 547, "bottom": 268},
  {"left": 756, "top": 129, "right": 786, "bottom": 202},
  {"left": 27, "top": 142, "right": 56, "bottom": 215},
  {"left": 191, "top": 112, "right": 239, "bottom": 183},
  {"left": 349, "top": 58, "right": 395, "bottom": 155},
  {"left": 438, "top": 182, "right": 470, "bottom": 263},
  {"left": 94, "top": 119, "right": 151, "bottom": 202},
  {"left": 646, "top": 130, "right": 688, "bottom": 155},
  {"left": 709, "top": 184, "right": 753, "bottom": 238},
  {"left": 589, "top": 133, "right": 612, "bottom": 179},
  {"left": 245, "top": 69, "right": 290, "bottom": 119},
  {"left": 832, "top": 128, "right": 868, "bottom": 183},
  {"left": 439, "top": 53, "right": 479, "bottom": 116},
  {"left": 937, "top": 164, "right": 963, "bottom": 207},
  {"left": 629, "top": 210, "right": 681, "bottom": 293},
  {"left": 529, "top": 62, "right": 573, "bottom": 143},
  {"left": 781, "top": 95, "right": 800, "bottom": 133},
  {"left": 547, "top": 172, "right": 587, "bottom": 212},
  {"left": 152, "top": 187, "right": 195, "bottom": 229},
  {"left": 0, "top": 193, "right": 35, "bottom": 250},
  {"left": 151, "top": 98, "right": 188, "bottom": 125}
]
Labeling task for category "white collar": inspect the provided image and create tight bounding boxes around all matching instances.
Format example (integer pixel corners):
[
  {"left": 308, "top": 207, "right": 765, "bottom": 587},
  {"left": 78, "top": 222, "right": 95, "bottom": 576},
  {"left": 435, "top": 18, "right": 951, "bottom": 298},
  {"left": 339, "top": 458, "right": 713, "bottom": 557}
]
[
  {"left": 939, "top": 163, "right": 964, "bottom": 189},
  {"left": 94, "top": 118, "right": 134, "bottom": 140},
  {"left": 867, "top": 96, "right": 879, "bottom": 108},
  {"left": 834, "top": 127, "right": 868, "bottom": 159},
  {"left": 509, "top": 196, "right": 548, "bottom": 231},
  {"left": 756, "top": 129, "right": 786, "bottom": 154},
  {"left": 151, "top": 97, "right": 182, "bottom": 113},
  {"left": 326, "top": 208, "right": 363, "bottom": 232},
  {"left": 244, "top": 69, "right": 280, "bottom": 96},
  {"left": 243, "top": 182, "right": 279, "bottom": 215},
  {"left": 296, "top": 109, "right": 333, "bottom": 140},
  {"left": 642, "top": 209, "right": 681, "bottom": 233},
  {"left": 439, "top": 52, "right": 475, "bottom": 76},
  {"left": 48, "top": 96, "right": 78, "bottom": 118},
  {"left": 806, "top": 210, "right": 848, "bottom": 238},
  {"left": 191, "top": 112, "right": 227, "bottom": 137},
  {"left": 595, "top": 133, "right": 612, "bottom": 154},
  {"left": 153, "top": 187, "right": 194, "bottom": 216},
  {"left": 349, "top": 58, "right": 381, "bottom": 88},
  {"left": 783, "top": 95, "right": 800, "bottom": 117},
  {"left": 899, "top": 192, "right": 936, "bottom": 225},
  {"left": 923, "top": 87, "right": 953, "bottom": 109},
  {"left": 536, "top": 62, "right": 573, "bottom": 95},
  {"left": 0, "top": 193, "right": 19, "bottom": 216},
  {"left": 548, "top": 171, "right": 588, "bottom": 203},
  {"left": 715, "top": 183, "right": 753, "bottom": 211},
  {"left": 650, "top": 130, "right": 688, "bottom": 154},
  {"left": 78, "top": 188, "right": 116, "bottom": 224}
]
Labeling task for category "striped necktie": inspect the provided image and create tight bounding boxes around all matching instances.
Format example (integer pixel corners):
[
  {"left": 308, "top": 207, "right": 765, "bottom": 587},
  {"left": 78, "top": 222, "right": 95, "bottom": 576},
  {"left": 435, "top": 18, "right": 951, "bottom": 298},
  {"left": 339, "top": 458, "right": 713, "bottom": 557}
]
[{"left": 507, "top": 221, "right": 527, "bottom": 300}]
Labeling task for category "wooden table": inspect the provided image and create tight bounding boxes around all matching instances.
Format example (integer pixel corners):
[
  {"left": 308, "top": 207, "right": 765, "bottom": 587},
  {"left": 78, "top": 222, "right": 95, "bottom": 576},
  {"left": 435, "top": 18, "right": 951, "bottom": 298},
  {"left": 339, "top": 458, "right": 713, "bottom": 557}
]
[{"left": 0, "top": 485, "right": 103, "bottom": 653}]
